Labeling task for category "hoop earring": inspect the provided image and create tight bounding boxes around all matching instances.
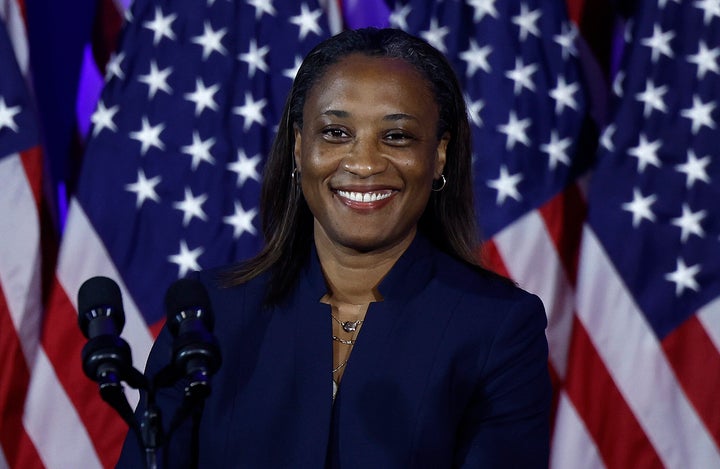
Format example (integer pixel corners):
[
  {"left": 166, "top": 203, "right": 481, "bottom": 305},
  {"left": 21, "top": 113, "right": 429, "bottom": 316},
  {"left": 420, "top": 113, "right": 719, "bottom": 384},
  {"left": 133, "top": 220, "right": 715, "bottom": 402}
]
[
  {"left": 291, "top": 167, "right": 300, "bottom": 182},
  {"left": 431, "top": 174, "right": 446, "bottom": 192}
]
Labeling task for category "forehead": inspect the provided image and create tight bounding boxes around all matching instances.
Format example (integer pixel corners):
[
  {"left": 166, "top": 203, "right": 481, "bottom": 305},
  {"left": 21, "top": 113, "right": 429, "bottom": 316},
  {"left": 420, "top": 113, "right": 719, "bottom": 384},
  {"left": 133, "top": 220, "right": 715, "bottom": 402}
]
[{"left": 304, "top": 54, "right": 437, "bottom": 116}]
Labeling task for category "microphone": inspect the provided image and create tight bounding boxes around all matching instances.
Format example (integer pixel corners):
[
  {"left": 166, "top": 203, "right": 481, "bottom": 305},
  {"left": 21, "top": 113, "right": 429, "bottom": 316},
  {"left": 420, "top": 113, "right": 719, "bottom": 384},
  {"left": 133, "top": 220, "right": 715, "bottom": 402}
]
[{"left": 164, "top": 278, "right": 221, "bottom": 399}]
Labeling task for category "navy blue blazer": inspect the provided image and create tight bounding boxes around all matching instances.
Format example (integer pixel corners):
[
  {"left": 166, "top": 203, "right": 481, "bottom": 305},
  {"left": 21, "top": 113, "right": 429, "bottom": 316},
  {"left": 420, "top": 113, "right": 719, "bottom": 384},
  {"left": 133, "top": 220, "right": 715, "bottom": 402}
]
[{"left": 117, "top": 235, "right": 551, "bottom": 468}]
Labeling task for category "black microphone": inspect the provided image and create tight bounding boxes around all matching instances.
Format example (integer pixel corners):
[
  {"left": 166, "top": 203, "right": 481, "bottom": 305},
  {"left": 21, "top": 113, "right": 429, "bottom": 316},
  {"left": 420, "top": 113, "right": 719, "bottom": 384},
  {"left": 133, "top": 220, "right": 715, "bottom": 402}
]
[{"left": 164, "top": 278, "right": 221, "bottom": 399}]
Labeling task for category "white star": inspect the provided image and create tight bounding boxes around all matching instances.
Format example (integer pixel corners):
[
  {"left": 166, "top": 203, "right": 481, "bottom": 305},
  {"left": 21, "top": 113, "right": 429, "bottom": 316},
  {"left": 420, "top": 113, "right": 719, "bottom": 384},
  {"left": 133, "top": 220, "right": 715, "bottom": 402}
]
[
  {"left": 105, "top": 52, "right": 125, "bottom": 81},
  {"left": 675, "top": 149, "right": 711, "bottom": 188},
  {"left": 129, "top": 117, "right": 166, "bottom": 155},
  {"left": 184, "top": 79, "right": 220, "bottom": 116},
  {"left": 90, "top": 100, "right": 119, "bottom": 136},
  {"left": 173, "top": 187, "right": 209, "bottom": 227},
  {"left": 125, "top": 169, "right": 161, "bottom": 208},
  {"left": 694, "top": 0, "right": 720, "bottom": 26},
  {"left": 168, "top": 240, "right": 204, "bottom": 278},
  {"left": 467, "top": 0, "right": 499, "bottom": 22},
  {"left": 487, "top": 165, "right": 523, "bottom": 205},
  {"left": 465, "top": 95, "right": 484, "bottom": 128},
  {"left": 283, "top": 55, "right": 303, "bottom": 81},
  {"left": 420, "top": 18, "right": 449, "bottom": 53},
  {"left": 389, "top": 3, "right": 412, "bottom": 30},
  {"left": 659, "top": 0, "right": 682, "bottom": 7},
  {"left": 641, "top": 23, "right": 675, "bottom": 63},
  {"left": 239, "top": 39, "right": 270, "bottom": 78},
  {"left": 289, "top": 3, "right": 323, "bottom": 40},
  {"left": 228, "top": 150, "right": 262, "bottom": 187},
  {"left": 600, "top": 124, "right": 616, "bottom": 152},
  {"left": 540, "top": 131, "right": 572, "bottom": 169},
  {"left": 635, "top": 79, "right": 668, "bottom": 117},
  {"left": 233, "top": 92, "right": 267, "bottom": 131},
  {"left": 143, "top": 7, "right": 177, "bottom": 46},
  {"left": 621, "top": 188, "right": 657, "bottom": 227},
  {"left": 512, "top": 3, "right": 542, "bottom": 41},
  {"left": 680, "top": 95, "right": 716, "bottom": 134},
  {"left": 247, "top": 0, "right": 277, "bottom": 19},
  {"left": 191, "top": 21, "right": 228, "bottom": 60},
  {"left": 0, "top": 96, "right": 22, "bottom": 132},
  {"left": 628, "top": 134, "right": 662, "bottom": 173},
  {"left": 672, "top": 204, "right": 707, "bottom": 242},
  {"left": 224, "top": 201, "right": 258, "bottom": 238},
  {"left": 497, "top": 110, "right": 532, "bottom": 150},
  {"left": 505, "top": 57, "right": 538, "bottom": 95},
  {"left": 181, "top": 131, "right": 216, "bottom": 170},
  {"left": 687, "top": 40, "right": 720, "bottom": 79},
  {"left": 138, "top": 60, "right": 173, "bottom": 99},
  {"left": 459, "top": 39, "right": 492, "bottom": 76},
  {"left": 554, "top": 22, "right": 578, "bottom": 59},
  {"left": 612, "top": 70, "right": 625, "bottom": 97},
  {"left": 549, "top": 76, "right": 580, "bottom": 114},
  {"left": 665, "top": 258, "right": 701, "bottom": 296}
]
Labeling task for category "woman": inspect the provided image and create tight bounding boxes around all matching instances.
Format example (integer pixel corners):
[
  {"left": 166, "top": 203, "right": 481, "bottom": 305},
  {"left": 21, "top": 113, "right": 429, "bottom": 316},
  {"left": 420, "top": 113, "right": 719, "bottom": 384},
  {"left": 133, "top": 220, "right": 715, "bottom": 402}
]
[{"left": 118, "top": 27, "right": 551, "bottom": 468}]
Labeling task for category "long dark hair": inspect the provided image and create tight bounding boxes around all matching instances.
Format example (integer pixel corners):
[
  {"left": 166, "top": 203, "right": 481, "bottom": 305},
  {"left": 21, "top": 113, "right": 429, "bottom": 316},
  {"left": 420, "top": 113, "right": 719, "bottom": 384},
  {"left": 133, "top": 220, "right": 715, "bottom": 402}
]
[{"left": 223, "top": 28, "right": 480, "bottom": 304}]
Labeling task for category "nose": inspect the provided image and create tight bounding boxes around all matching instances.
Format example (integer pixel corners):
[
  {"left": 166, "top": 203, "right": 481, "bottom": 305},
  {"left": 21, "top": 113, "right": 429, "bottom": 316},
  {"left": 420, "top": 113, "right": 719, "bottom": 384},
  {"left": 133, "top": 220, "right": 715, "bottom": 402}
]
[{"left": 341, "top": 137, "right": 388, "bottom": 177}]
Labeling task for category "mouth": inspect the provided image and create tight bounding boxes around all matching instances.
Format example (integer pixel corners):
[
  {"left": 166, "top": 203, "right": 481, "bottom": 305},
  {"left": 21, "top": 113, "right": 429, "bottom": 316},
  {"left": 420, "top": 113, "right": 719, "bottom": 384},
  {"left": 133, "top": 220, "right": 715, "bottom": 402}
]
[{"left": 335, "top": 190, "right": 394, "bottom": 203}]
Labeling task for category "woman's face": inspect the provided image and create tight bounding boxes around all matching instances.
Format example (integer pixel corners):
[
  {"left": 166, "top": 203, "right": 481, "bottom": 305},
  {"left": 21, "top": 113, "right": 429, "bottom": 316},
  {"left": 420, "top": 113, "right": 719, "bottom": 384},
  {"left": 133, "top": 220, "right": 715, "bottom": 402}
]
[{"left": 294, "top": 54, "right": 448, "bottom": 253}]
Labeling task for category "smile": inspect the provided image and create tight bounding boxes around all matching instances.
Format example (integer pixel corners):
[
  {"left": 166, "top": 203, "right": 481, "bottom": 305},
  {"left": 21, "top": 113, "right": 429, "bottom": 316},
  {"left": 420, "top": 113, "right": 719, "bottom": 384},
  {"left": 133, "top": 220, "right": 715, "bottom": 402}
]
[{"left": 336, "top": 190, "right": 394, "bottom": 203}]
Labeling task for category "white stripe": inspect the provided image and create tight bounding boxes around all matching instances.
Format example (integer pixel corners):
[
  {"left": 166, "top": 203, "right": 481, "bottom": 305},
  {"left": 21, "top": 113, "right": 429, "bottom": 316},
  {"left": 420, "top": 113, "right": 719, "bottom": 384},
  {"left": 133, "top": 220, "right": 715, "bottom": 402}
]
[
  {"left": 697, "top": 296, "right": 720, "bottom": 352},
  {"left": 0, "top": 153, "right": 41, "bottom": 366},
  {"left": 551, "top": 392, "right": 606, "bottom": 469},
  {"left": 319, "top": 0, "right": 343, "bottom": 35},
  {"left": 0, "top": 444, "right": 9, "bottom": 469},
  {"left": 493, "top": 209, "right": 575, "bottom": 378},
  {"left": 24, "top": 349, "right": 103, "bottom": 469},
  {"left": 0, "top": 0, "right": 30, "bottom": 78},
  {"left": 575, "top": 226, "right": 720, "bottom": 468}
]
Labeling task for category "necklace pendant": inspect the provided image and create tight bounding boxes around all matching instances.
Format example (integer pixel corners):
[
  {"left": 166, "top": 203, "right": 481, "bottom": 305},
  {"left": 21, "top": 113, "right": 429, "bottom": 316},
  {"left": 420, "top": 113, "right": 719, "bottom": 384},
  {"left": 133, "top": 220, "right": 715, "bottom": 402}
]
[{"left": 341, "top": 320, "right": 359, "bottom": 332}]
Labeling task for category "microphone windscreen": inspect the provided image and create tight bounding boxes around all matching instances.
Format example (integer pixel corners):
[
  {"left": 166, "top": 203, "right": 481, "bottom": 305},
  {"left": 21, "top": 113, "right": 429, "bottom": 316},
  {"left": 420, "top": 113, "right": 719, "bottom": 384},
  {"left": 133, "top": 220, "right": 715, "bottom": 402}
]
[
  {"left": 164, "top": 278, "right": 213, "bottom": 333},
  {"left": 77, "top": 276, "right": 125, "bottom": 338}
]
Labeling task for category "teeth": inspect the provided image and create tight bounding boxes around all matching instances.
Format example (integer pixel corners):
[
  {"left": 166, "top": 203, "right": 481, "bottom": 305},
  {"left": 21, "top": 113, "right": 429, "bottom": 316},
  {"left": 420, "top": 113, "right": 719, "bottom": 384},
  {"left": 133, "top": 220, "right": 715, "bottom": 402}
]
[{"left": 337, "top": 190, "right": 392, "bottom": 203}]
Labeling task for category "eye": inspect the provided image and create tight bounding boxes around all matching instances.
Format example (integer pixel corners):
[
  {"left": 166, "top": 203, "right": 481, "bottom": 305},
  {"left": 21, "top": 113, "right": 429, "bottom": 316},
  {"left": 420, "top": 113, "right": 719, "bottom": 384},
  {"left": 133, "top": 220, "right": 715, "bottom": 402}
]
[
  {"left": 384, "top": 130, "right": 414, "bottom": 146},
  {"left": 321, "top": 127, "right": 350, "bottom": 141}
]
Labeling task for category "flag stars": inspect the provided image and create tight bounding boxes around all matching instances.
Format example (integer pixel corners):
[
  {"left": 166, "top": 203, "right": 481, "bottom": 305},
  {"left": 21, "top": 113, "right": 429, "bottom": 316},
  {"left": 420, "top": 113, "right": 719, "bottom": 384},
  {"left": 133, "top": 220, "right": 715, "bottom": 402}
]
[
  {"left": 168, "top": 240, "right": 204, "bottom": 278},
  {"left": 224, "top": 201, "right": 258, "bottom": 238},
  {"left": 247, "top": 0, "right": 277, "bottom": 19},
  {"left": 289, "top": 3, "right": 323, "bottom": 40},
  {"left": 628, "top": 134, "right": 662, "bottom": 173},
  {"left": 181, "top": 131, "right": 216, "bottom": 169},
  {"left": 184, "top": 79, "right": 220, "bottom": 116},
  {"left": 487, "top": 165, "right": 523, "bottom": 205},
  {"left": 233, "top": 92, "right": 267, "bottom": 131},
  {"left": 665, "top": 258, "right": 701, "bottom": 296},
  {"left": 459, "top": 39, "right": 492, "bottom": 76},
  {"left": 420, "top": 18, "right": 450, "bottom": 53},
  {"left": 621, "top": 188, "right": 657, "bottom": 227},
  {"left": 467, "top": 0, "right": 499, "bottom": 23},
  {"left": 90, "top": 100, "right": 119, "bottom": 137},
  {"left": 540, "top": 131, "right": 572, "bottom": 169},
  {"left": 676, "top": 150, "right": 711, "bottom": 188},
  {"left": 680, "top": 95, "right": 716, "bottom": 134},
  {"left": 641, "top": 24, "right": 675, "bottom": 63},
  {"left": 505, "top": 57, "right": 538, "bottom": 95},
  {"left": 125, "top": 169, "right": 162, "bottom": 208},
  {"left": 389, "top": 3, "right": 412, "bottom": 30},
  {"left": 129, "top": 117, "right": 166, "bottom": 155},
  {"left": 600, "top": 124, "right": 616, "bottom": 152},
  {"left": 283, "top": 55, "right": 303, "bottom": 80},
  {"left": 635, "top": 79, "right": 668, "bottom": 117},
  {"left": 192, "top": 21, "right": 228, "bottom": 60},
  {"left": 105, "top": 52, "right": 126, "bottom": 81},
  {"left": 672, "top": 204, "right": 707, "bottom": 242},
  {"left": 497, "top": 110, "right": 532, "bottom": 150},
  {"left": 512, "top": 3, "right": 542, "bottom": 41},
  {"left": 143, "top": 7, "right": 177, "bottom": 46},
  {"left": 694, "top": 0, "right": 720, "bottom": 26},
  {"left": 0, "top": 96, "right": 22, "bottom": 132},
  {"left": 138, "top": 60, "right": 173, "bottom": 99},
  {"left": 554, "top": 22, "right": 578, "bottom": 59},
  {"left": 228, "top": 150, "right": 262, "bottom": 187},
  {"left": 465, "top": 95, "right": 484, "bottom": 128},
  {"left": 239, "top": 39, "right": 270, "bottom": 78},
  {"left": 549, "top": 76, "right": 580, "bottom": 114},
  {"left": 687, "top": 41, "right": 720, "bottom": 79},
  {"left": 173, "top": 187, "right": 209, "bottom": 226}
]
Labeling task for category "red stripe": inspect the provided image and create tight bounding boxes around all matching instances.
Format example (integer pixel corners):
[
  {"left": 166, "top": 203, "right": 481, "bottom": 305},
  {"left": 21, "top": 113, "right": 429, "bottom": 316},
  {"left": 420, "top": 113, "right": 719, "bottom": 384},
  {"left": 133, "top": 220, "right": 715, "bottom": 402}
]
[
  {"left": 18, "top": 147, "right": 43, "bottom": 208},
  {"left": 42, "top": 278, "right": 128, "bottom": 469},
  {"left": 478, "top": 239, "right": 511, "bottom": 278},
  {"left": 537, "top": 184, "right": 586, "bottom": 288},
  {"left": 564, "top": 0, "right": 585, "bottom": 25},
  {"left": 563, "top": 318, "right": 664, "bottom": 468},
  {"left": 91, "top": 0, "right": 124, "bottom": 74},
  {"left": 0, "top": 284, "right": 45, "bottom": 469},
  {"left": 662, "top": 315, "right": 720, "bottom": 447}
]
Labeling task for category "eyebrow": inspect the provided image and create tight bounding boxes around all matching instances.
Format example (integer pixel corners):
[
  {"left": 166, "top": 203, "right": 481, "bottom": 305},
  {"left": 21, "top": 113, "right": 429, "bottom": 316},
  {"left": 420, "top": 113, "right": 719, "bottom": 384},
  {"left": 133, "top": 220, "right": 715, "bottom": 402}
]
[{"left": 320, "top": 110, "right": 418, "bottom": 122}]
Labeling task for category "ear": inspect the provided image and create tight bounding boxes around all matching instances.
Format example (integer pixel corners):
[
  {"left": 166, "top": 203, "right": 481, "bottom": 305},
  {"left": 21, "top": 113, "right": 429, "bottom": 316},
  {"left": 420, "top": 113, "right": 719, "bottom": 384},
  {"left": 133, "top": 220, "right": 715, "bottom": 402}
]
[
  {"left": 434, "top": 132, "right": 449, "bottom": 178},
  {"left": 293, "top": 124, "right": 302, "bottom": 170}
]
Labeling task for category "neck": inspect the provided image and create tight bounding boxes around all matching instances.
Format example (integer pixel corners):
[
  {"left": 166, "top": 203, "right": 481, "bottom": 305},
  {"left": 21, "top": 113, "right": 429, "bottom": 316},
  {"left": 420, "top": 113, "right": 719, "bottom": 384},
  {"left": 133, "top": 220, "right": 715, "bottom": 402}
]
[{"left": 314, "top": 222, "right": 415, "bottom": 304}]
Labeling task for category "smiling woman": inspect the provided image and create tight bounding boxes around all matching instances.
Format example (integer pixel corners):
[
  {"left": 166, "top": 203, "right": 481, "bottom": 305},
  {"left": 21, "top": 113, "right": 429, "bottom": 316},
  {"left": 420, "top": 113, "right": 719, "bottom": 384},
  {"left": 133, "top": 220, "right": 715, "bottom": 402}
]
[{"left": 117, "top": 28, "right": 552, "bottom": 468}]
